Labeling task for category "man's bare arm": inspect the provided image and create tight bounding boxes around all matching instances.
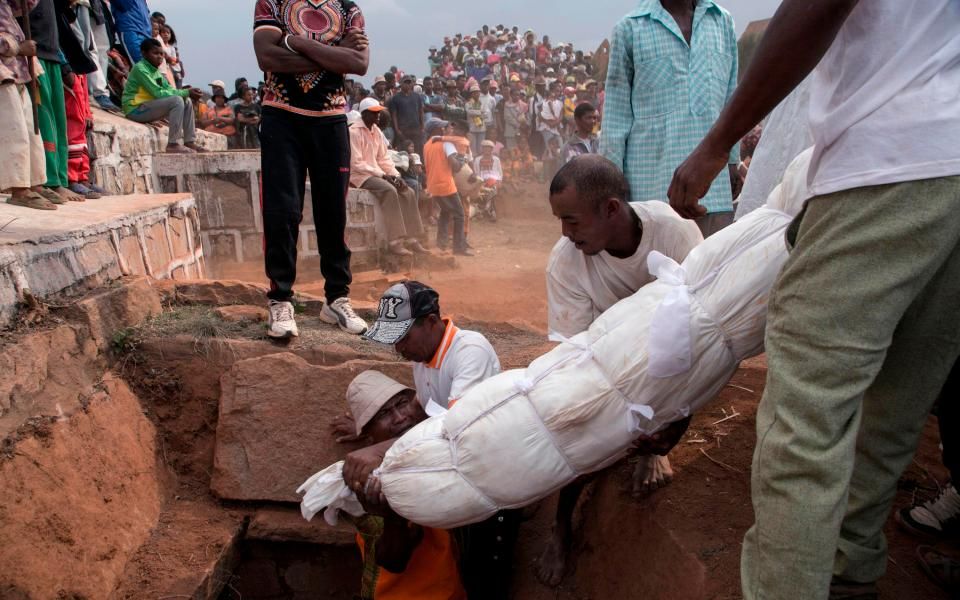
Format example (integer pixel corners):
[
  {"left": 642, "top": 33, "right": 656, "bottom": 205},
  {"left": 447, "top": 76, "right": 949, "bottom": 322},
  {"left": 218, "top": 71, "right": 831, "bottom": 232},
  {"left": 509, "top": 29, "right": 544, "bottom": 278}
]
[
  {"left": 289, "top": 31, "right": 369, "bottom": 76},
  {"left": 667, "top": 0, "right": 860, "bottom": 218},
  {"left": 254, "top": 29, "right": 323, "bottom": 74}
]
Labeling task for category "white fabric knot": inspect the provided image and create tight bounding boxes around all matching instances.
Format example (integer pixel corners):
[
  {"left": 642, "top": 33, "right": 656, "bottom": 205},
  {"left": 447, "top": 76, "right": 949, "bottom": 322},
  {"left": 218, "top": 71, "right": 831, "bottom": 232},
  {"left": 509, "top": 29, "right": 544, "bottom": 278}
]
[
  {"left": 297, "top": 462, "right": 365, "bottom": 525},
  {"left": 513, "top": 377, "right": 536, "bottom": 396},
  {"left": 647, "top": 251, "right": 693, "bottom": 378},
  {"left": 548, "top": 332, "right": 595, "bottom": 366},
  {"left": 626, "top": 403, "right": 656, "bottom": 435}
]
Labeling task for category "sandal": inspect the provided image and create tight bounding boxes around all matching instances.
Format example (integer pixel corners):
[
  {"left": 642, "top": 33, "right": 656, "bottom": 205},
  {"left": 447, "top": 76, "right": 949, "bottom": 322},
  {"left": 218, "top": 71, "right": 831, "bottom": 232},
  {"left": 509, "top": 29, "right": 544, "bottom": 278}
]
[
  {"left": 8, "top": 192, "right": 57, "bottom": 210},
  {"left": 36, "top": 187, "right": 67, "bottom": 204},
  {"left": 69, "top": 182, "right": 101, "bottom": 200},
  {"left": 917, "top": 545, "right": 960, "bottom": 592}
]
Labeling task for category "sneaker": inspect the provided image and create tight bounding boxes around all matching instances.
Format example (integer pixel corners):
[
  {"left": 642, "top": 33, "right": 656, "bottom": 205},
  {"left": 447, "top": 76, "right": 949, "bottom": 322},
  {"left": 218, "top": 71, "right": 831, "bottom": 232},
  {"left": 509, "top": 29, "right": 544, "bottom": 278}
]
[
  {"left": 320, "top": 297, "right": 368, "bottom": 335},
  {"left": 267, "top": 300, "right": 299, "bottom": 339},
  {"left": 897, "top": 483, "right": 960, "bottom": 539},
  {"left": 94, "top": 95, "right": 120, "bottom": 111},
  {"left": 69, "top": 182, "right": 101, "bottom": 200}
]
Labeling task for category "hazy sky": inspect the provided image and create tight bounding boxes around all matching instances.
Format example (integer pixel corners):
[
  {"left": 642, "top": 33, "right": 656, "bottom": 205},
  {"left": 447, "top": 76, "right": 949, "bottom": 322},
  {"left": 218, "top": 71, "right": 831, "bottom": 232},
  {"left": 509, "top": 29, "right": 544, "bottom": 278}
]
[{"left": 152, "top": 0, "right": 780, "bottom": 92}]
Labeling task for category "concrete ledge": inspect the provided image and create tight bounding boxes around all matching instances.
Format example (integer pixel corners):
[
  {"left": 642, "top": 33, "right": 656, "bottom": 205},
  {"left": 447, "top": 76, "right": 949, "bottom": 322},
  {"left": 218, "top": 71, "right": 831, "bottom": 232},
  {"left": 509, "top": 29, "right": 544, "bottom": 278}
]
[{"left": 0, "top": 194, "right": 204, "bottom": 324}]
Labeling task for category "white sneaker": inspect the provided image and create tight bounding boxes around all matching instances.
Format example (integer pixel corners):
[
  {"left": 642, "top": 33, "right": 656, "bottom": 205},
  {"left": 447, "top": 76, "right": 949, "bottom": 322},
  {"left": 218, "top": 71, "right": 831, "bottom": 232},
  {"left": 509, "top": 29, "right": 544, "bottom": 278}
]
[
  {"left": 267, "top": 300, "right": 299, "bottom": 339},
  {"left": 897, "top": 482, "right": 960, "bottom": 539},
  {"left": 320, "top": 297, "right": 368, "bottom": 335}
]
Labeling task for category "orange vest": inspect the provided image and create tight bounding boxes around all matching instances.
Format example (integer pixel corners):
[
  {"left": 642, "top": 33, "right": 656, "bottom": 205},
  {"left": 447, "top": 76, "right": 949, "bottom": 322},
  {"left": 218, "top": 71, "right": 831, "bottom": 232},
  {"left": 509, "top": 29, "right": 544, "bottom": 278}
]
[
  {"left": 357, "top": 526, "right": 466, "bottom": 600},
  {"left": 424, "top": 139, "right": 458, "bottom": 197}
]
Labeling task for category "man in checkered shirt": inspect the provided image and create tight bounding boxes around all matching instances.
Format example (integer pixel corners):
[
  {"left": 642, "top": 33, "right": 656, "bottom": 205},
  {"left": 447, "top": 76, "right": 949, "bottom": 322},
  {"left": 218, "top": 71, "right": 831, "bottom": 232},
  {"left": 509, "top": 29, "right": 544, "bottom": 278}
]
[{"left": 599, "top": 0, "right": 740, "bottom": 238}]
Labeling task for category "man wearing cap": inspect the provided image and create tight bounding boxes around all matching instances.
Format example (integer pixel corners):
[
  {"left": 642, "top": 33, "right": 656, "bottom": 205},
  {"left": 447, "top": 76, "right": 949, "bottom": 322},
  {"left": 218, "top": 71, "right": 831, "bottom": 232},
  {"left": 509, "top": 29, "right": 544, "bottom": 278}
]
[
  {"left": 387, "top": 75, "right": 425, "bottom": 157},
  {"left": 464, "top": 82, "right": 487, "bottom": 160},
  {"left": 600, "top": 0, "right": 740, "bottom": 238},
  {"left": 535, "top": 154, "right": 702, "bottom": 587},
  {"left": 423, "top": 120, "right": 472, "bottom": 256},
  {"left": 345, "top": 281, "right": 519, "bottom": 599},
  {"left": 372, "top": 75, "right": 389, "bottom": 104},
  {"left": 350, "top": 98, "right": 427, "bottom": 257},
  {"left": 340, "top": 370, "right": 467, "bottom": 600},
  {"left": 253, "top": 0, "right": 370, "bottom": 339}
]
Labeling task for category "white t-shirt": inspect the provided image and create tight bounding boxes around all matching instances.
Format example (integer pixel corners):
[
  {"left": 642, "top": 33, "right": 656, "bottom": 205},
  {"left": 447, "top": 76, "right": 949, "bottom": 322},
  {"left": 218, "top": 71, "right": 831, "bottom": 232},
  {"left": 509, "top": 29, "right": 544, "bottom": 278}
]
[
  {"left": 538, "top": 99, "right": 563, "bottom": 135},
  {"left": 413, "top": 320, "right": 501, "bottom": 409},
  {"left": 807, "top": 0, "right": 960, "bottom": 196},
  {"left": 546, "top": 201, "right": 703, "bottom": 337}
]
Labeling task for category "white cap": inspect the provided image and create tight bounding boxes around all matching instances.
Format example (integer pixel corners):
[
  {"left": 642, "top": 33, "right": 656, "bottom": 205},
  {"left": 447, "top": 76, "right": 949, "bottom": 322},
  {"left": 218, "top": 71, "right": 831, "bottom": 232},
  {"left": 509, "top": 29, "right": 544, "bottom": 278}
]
[
  {"left": 358, "top": 97, "right": 385, "bottom": 113},
  {"left": 346, "top": 371, "right": 413, "bottom": 436},
  {"left": 209, "top": 80, "right": 225, "bottom": 88}
]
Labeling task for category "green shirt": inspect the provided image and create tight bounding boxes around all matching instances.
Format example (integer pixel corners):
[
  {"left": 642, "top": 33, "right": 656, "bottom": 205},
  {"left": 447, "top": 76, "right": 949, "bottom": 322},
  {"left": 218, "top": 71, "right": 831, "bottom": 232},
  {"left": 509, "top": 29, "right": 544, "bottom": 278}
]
[{"left": 122, "top": 59, "right": 188, "bottom": 115}]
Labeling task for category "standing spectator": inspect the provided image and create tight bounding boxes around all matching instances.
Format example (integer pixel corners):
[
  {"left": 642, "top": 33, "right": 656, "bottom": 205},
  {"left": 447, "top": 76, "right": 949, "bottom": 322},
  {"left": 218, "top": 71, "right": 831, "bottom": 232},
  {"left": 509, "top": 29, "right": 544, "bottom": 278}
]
[
  {"left": 87, "top": 0, "right": 117, "bottom": 110},
  {"left": 667, "top": 1, "right": 960, "bottom": 598},
  {"left": 149, "top": 17, "right": 175, "bottom": 87},
  {"left": 1, "top": 0, "right": 55, "bottom": 210},
  {"left": 253, "top": 0, "right": 370, "bottom": 339},
  {"left": 601, "top": 0, "right": 739, "bottom": 237},
  {"left": 111, "top": 0, "right": 152, "bottom": 64},
  {"left": 64, "top": 69, "right": 101, "bottom": 199},
  {"left": 386, "top": 74, "right": 424, "bottom": 157},
  {"left": 441, "top": 79, "right": 466, "bottom": 122},
  {"left": 538, "top": 85, "right": 563, "bottom": 150},
  {"left": 502, "top": 87, "right": 527, "bottom": 152},
  {"left": 123, "top": 38, "right": 205, "bottom": 154},
  {"left": 202, "top": 90, "right": 237, "bottom": 147},
  {"left": 30, "top": 0, "right": 84, "bottom": 204},
  {"left": 421, "top": 76, "right": 445, "bottom": 121},
  {"left": 228, "top": 76, "right": 247, "bottom": 106},
  {"left": 159, "top": 24, "right": 183, "bottom": 89},
  {"left": 464, "top": 82, "right": 486, "bottom": 155},
  {"left": 350, "top": 98, "right": 427, "bottom": 257},
  {"left": 423, "top": 119, "right": 471, "bottom": 256},
  {"left": 235, "top": 86, "right": 261, "bottom": 149},
  {"left": 478, "top": 76, "right": 497, "bottom": 139},
  {"left": 560, "top": 102, "right": 599, "bottom": 164}
]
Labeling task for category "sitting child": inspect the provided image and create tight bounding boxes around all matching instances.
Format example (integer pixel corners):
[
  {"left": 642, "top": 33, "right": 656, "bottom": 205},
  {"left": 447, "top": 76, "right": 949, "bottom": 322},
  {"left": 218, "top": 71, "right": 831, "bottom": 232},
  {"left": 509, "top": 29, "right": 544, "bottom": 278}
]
[
  {"left": 473, "top": 140, "right": 503, "bottom": 220},
  {"left": 122, "top": 38, "right": 205, "bottom": 154}
]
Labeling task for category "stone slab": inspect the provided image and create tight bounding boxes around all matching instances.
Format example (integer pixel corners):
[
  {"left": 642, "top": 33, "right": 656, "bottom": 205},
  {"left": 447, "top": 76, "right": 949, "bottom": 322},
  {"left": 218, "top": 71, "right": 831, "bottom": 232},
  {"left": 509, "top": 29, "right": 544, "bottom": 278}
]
[
  {"left": 247, "top": 507, "right": 356, "bottom": 546},
  {"left": 0, "top": 194, "right": 203, "bottom": 325},
  {"left": 212, "top": 353, "right": 413, "bottom": 503}
]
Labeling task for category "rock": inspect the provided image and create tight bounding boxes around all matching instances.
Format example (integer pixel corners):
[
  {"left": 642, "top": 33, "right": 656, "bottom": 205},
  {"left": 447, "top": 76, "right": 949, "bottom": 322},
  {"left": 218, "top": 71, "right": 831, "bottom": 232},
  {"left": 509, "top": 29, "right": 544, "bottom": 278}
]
[
  {"left": 215, "top": 305, "right": 268, "bottom": 324},
  {"left": 171, "top": 280, "right": 269, "bottom": 306},
  {"left": 211, "top": 353, "right": 413, "bottom": 502},
  {"left": 63, "top": 276, "right": 163, "bottom": 351},
  {"left": 247, "top": 507, "right": 355, "bottom": 546}
]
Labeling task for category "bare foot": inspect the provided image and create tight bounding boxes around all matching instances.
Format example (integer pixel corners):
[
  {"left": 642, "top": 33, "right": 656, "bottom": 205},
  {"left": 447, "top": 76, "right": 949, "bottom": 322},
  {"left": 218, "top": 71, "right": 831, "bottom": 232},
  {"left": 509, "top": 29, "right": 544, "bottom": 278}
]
[
  {"left": 535, "top": 527, "right": 569, "bottom": 587},
  {"left": 54, "top": 186, "right": 85, "bottom": 202},
  {"left": 165, "top": 143, "right": 195, "bottom": 154},
  {"left": 631, "top": 454, "right": 674, "bottom": 499},
  {"left": 184, "top": 142, "right": 209, "bottom": 153}
]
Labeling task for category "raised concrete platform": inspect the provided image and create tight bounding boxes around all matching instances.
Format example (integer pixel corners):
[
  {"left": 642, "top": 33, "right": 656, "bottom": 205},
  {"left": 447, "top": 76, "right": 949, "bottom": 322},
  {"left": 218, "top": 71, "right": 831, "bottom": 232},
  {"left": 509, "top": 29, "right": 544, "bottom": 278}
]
[{"left": 0, "top": 194, "right": 203, "bottom": 323}]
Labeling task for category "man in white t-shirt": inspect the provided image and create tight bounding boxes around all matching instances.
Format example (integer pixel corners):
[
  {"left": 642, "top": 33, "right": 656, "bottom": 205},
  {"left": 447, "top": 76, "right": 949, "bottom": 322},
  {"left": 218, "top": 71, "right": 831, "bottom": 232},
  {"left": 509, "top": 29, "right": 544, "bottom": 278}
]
[
  {"left": 536, "top": 154, "right": 702, "bottom": 587},
  {"left": 339, "top": 280, "right": 519, "bottom": 598},
  {"left": 667, "top": 1, "right": 960, "bottom": 598}
]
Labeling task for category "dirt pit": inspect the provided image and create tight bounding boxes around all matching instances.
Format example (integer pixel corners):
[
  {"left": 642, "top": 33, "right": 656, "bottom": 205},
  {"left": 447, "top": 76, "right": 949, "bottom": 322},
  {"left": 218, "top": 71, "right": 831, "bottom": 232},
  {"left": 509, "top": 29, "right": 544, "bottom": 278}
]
[{"left": 0, "top": 180, "right": 954, "bottom": 599}]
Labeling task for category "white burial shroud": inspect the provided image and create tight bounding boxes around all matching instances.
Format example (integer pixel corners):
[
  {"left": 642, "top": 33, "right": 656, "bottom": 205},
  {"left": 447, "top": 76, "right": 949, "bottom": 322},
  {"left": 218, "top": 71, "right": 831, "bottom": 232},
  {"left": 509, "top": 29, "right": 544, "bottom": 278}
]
[{"left": 300, "top": 149, "right": 814, "bottom": 530}]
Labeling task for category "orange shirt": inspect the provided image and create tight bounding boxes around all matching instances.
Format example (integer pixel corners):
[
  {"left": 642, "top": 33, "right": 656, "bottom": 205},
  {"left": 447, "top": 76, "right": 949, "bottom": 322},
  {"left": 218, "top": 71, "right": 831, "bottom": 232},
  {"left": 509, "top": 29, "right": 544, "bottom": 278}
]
[
  {"left": 424, "top": 139, "right": 458, "bottom": 197},
  {"left": 356, "top": 520, "right": 466, "bottom": 600},
  {"left": 205, "top": 105, "right": 236, "bottom": 136}
]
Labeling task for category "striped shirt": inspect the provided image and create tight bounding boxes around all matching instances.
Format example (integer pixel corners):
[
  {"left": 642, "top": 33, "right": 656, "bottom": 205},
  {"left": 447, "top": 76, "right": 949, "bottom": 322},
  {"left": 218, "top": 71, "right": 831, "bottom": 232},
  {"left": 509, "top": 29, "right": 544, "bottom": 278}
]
[{"left": 600, "top": 0, "right": 739, "bottom": 214}]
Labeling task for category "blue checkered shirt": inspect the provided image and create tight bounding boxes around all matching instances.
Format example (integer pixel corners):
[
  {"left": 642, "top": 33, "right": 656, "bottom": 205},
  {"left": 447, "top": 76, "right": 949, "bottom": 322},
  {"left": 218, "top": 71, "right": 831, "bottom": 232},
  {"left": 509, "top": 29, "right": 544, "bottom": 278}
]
[{"left": 600, "top": 0, "right": 740, "bottom": 213}]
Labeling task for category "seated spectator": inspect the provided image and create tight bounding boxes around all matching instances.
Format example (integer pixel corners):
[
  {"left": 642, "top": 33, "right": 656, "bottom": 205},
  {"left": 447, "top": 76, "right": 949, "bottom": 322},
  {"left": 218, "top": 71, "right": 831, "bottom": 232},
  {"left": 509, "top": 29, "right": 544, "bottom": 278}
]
[
  {"left": 473, "top": 140, "right": 502, "bottom": 221},
  {"left": 122, "top": 38, "right": 204, "bottom": 154},
  {"left": 234, "top": 86, "right": 261, "bottom": 149},
  {"left": 202, "top": 91, "right": 237, "bottom": 147},
  {"left": 338, "top": 371, "right": 467, "bottom": 600},
  {"left": 350, "top": 98, "right": 427, "bottom": 257}
]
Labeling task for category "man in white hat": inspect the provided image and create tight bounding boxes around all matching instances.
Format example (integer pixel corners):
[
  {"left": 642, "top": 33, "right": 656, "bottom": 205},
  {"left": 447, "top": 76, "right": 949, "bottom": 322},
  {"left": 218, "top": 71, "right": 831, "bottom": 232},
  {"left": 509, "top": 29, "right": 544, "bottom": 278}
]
[
  {"left": 350, "top": 98, "right": 427, "bottom": 257},
  {"left": 339, "top": 370, "right": 467, "bottom": 599}
]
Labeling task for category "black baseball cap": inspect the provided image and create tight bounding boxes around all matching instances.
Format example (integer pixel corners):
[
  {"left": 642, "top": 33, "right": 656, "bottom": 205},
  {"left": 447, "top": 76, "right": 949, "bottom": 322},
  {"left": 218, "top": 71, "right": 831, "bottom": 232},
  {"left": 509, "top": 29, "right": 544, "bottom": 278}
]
[{"left": 364, "top": 281, "right": 441, "bottom": 345}]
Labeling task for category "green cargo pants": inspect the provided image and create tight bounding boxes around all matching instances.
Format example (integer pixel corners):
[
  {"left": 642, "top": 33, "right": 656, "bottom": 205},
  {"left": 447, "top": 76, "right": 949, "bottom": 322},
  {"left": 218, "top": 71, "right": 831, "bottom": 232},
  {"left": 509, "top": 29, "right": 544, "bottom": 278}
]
[{"left": 741, "top": 174, "right": 960, "bottom": 599}]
